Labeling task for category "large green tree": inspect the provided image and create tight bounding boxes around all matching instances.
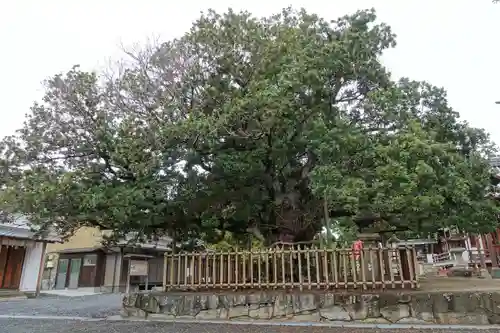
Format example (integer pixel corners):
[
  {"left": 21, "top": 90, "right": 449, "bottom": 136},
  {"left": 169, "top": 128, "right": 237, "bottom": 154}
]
[{"left": 0, "top": 7, "right": 498, "bottom": 245}]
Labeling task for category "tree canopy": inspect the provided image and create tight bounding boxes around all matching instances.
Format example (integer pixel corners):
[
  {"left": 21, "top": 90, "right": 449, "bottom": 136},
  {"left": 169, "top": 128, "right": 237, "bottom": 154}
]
[{"left": 0, "top": 7, "right": 498, "bottom": 246}]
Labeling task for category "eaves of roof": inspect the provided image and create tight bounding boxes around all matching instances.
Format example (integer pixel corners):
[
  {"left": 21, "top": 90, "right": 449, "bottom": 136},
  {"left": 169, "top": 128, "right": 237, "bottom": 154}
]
[{"left": 0, "top": 224, "right": 61, "bottom": 243}]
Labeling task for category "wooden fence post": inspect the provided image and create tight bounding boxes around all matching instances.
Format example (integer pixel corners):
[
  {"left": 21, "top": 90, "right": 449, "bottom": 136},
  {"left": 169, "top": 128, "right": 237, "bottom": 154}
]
[{"left": 162, "top": 245, "right": 419, "bottom": 291}]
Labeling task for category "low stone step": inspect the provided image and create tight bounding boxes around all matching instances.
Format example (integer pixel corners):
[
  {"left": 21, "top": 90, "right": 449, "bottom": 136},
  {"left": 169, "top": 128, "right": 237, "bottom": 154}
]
[
  {"left": 447, "top": 266, "right": 475, "bottom": 278},
  {"left": 0, "top": 290, "right": 27, "bottom": 301}
]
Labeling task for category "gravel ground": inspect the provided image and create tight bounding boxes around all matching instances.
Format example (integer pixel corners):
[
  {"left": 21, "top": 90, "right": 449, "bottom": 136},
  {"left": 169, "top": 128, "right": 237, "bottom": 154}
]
[
  {"left": 0, "top": 294, "right": 121, "bottom": 318},
  {"left": 0, "top": 319, "right": 498, "bottom": 333}
]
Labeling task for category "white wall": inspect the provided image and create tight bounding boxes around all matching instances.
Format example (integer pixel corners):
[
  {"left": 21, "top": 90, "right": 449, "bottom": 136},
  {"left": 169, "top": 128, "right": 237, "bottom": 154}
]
[
  {"left": 103, "top": 253, "right": 122, "bottom": 292},
  {"left": 19, "top": 242, "right": 44, "bottom": 292},
  {"left": 103, "top": 253, "right": 115, "bottom": 287}
]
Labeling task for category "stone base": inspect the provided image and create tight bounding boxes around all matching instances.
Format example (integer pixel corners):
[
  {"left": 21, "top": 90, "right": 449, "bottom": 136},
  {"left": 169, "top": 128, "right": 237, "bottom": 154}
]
[
  {"left": 479, "top": 268, "right": 493, "bottom": 279},
  {"left": 491, "top": 268, "right": 500, "bottom": 279},
  {"left": 0, "top": 290, "right": 27, "bottom": 301},
  {"left": 447, "top": 266, "right": 474, "bottom": 278},
  {"left": 122, "top": 290, "right": 500, "bottom": 325}
]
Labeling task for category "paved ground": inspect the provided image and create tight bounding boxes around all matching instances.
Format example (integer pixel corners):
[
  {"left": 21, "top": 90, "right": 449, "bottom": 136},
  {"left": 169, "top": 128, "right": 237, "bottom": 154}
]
[
  {"left": 418, "top": 276, "right": 500, "bottom": 293},
  {"left": 0, "top": 319, "right": 498, "bottom": 333},
  {"left": 0, "top": 294, "right": 121, "bottom": 318}
]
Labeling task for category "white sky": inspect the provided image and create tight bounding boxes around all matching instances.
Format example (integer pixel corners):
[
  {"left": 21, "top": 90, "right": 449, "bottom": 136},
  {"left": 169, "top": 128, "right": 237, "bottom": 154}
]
[{"left": 1, "top": 0, "right": 499, "bottom": 145}]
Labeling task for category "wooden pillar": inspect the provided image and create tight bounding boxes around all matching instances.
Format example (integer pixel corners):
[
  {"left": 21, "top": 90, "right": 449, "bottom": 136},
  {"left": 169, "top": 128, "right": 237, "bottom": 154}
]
[
  {"left": 110, "top": 251, "right": 118, "bottom": 293},
  {"left": 163, "top": 253, "right": 167, "bottom": 291},
  {"left": 35, "top": 242, "right": 48, "bottom": 296},
  {"left": 489, "top": 241, "right": 498, "bottom": 267},
  {"left": 479, "top": 235, "right": 487, "bottom": 268},
  {"left": 117, "top": 247, "right": 124, "bottom": 292},
  {"left": 145, "top": 258, "right": 149, "bottom": 291},
  {"left": 125, "top": 257, "right": 131, "bottom": 294}
]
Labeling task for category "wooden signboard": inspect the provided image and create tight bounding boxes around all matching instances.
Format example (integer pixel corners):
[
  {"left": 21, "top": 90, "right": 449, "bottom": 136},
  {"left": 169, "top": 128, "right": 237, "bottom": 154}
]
[{"left": 129, "top": 260, "right": 148, "bottom": 276}]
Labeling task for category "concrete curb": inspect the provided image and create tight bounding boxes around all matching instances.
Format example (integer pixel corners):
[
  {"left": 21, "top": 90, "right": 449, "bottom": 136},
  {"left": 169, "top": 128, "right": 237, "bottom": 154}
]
[
  {"left": 1, "top": 313, "right": 499, "bottom": 330},
  {"left": 106, "top": 315, "right": 500, "bottom": 330},
  {"left": 0, "top": 315, "right": 101, "bottom": 321},
  {"left": 0, "top": 296, "right": 27, "bottom": 302}
]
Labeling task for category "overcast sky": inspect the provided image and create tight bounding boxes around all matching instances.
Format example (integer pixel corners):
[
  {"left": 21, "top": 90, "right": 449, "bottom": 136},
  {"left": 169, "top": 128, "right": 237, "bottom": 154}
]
[{"left": 1, "top": 0, "right": 499, "bottom": 145}]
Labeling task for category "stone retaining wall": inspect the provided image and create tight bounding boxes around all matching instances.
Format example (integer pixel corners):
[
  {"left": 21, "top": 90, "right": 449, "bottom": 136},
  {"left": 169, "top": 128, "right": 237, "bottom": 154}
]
[{"left": 122, "top": 290, "right": 500, "bottom": 325}]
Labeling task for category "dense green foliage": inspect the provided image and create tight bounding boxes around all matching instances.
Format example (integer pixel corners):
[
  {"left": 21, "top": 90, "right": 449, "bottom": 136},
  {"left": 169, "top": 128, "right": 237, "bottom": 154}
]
[{"left": 0, "top": 8, "right": 498, "bottom": 245}]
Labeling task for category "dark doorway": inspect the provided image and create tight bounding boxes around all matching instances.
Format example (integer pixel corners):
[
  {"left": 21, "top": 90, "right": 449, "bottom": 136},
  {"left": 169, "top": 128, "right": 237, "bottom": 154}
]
[{"left": 0, "top": 245, "right": 26, "bottom": 289}]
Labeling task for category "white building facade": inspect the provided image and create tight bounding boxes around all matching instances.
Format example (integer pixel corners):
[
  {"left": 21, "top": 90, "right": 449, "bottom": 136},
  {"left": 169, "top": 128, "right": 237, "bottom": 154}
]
[{"left": 0, "top": 217, "right": 59, "bottom": 294}]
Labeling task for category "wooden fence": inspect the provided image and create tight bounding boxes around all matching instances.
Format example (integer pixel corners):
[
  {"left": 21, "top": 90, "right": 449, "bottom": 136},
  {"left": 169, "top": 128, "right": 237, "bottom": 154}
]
[{"left": 163, "top": 245, "right": 419, "bottom": 291}]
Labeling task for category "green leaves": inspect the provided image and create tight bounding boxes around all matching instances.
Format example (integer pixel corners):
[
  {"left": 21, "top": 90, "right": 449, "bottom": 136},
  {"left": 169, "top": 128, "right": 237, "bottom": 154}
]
[
  {"left": 312, "top": 79, "right": 499, "bottom": 236},
  {"left": 0, "top": 7, "right": 497, "bottom": 246}
]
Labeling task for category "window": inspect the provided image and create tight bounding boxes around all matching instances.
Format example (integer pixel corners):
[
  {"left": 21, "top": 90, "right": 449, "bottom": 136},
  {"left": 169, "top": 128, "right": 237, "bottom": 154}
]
[{"left": 83, "top": 254, "right": 97, "bottom": 266}]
